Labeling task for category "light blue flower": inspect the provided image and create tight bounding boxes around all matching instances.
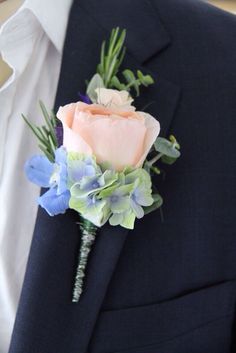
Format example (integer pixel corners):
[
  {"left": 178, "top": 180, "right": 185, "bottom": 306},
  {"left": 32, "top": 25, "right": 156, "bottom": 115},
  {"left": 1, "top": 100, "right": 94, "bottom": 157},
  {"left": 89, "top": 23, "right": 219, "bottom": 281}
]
[
  {"left": 67, "top": 152, "right": 100, "bottom": 187},
  {"left": 24, "top": 155, "right": 54, "bottom": 188},
  {"left": 71, "top": 170, "right": 118, "bottom": 198},
  {"left": 25, "top": 146, "right": 70, "bottom": 216},
  {"left": 125, "top": 168, "right": 153, "bottom": 219},
  {"left": 105, "top": 184, "right": 133, "bottom": 214},
  {"left": 38, "top": 187, "right": 70, "bottom": 216},
  {"left": 98, "top": 180, "right": 136, "bottom": 229},
  {"left": 51, "top": 147, "right": 68, "bottom": 194},
  {"left": 69, "top": 170, "right": 118, "bottom": 226},
  {"left": 69, "top": 193, "right": 110, "bottom": 227},
  {"left": 109, "top": 209, "right": 136, "bottom": 229}
]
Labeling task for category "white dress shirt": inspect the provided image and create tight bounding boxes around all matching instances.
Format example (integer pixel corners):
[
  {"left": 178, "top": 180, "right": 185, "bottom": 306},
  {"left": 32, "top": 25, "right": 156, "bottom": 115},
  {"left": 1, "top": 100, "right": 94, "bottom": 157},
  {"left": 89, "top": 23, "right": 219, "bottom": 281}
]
[{"left": 0, "top": 1, "right": 72, "bottom": 351}]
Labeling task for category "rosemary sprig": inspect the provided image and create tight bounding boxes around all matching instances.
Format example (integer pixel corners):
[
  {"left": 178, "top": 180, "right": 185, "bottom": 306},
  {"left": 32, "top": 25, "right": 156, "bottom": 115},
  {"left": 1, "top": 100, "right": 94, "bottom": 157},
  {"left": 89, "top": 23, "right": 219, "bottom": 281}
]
[
  {"left": 22, "top": 101, "right": 58, "bottom": 162},
  {"left": 97, "top": 27, "right": 126, "bottom": 88},
  {"left": 92, "top": 27, "right": 154, "bottom": 97}
]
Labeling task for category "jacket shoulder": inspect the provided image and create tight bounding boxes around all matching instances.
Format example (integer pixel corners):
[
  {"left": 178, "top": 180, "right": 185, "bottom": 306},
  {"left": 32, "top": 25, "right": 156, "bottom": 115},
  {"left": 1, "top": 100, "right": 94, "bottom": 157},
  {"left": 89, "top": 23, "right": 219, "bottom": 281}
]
[
  {"left": 151, "top": 0, "right": 236, "bottom": 41},
  {"left": 151, "top": 0, "right": 236, "bottom": 65}
]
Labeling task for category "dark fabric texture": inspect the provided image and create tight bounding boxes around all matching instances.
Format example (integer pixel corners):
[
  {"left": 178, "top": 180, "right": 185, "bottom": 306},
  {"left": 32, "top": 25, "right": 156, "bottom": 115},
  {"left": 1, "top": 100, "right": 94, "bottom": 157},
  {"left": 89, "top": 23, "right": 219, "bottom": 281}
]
[{"left": 8, "top": 0, "right": 236, "bottom": 352}]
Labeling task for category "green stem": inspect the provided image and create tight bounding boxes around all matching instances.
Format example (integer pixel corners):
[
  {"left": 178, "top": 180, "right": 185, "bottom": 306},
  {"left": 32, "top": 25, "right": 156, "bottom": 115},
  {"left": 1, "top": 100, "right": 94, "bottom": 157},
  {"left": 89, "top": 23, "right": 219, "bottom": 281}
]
[
  {"left": 148, "top": 153, "right": 163, "bottom": 166},
  {"left": 125, "top": 79, "right": 140, "bottom": 90},
  {"left": 72, "top": 220, "right": 97, "bottom": 302}
]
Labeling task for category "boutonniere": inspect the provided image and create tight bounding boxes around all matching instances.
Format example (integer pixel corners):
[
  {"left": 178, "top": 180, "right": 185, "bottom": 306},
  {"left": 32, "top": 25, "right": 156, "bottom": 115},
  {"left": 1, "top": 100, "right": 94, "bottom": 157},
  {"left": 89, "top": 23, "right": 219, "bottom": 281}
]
[{"left": 24, "top": 28, "right": 181, "bottom": 302}]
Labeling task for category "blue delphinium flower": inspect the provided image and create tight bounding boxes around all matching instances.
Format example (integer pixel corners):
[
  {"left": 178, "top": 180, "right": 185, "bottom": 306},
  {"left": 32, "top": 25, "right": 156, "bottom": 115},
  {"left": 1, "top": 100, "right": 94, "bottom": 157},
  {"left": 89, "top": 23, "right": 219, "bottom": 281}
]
[{"left": 25, "top": 146, "right": 70, "bottom": 216}]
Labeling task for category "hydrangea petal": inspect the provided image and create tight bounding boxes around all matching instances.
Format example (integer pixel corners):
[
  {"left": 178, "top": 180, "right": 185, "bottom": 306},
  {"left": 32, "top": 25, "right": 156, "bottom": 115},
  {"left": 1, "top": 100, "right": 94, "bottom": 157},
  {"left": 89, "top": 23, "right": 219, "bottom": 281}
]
[
  {"left": 120, "top": 210, "right": 136, "bottom": 229},
  {"left": 110, "top": 196, "right": 130, "bottom": 214},
  {"left": 109, "top": 213, "right": 123, "bottom": 226},
  {"left": 130, "top": 199, "right": 144, "bottom": 218},
  {"left": 69, "top": 195, "right": 109, "bottom": 227}
]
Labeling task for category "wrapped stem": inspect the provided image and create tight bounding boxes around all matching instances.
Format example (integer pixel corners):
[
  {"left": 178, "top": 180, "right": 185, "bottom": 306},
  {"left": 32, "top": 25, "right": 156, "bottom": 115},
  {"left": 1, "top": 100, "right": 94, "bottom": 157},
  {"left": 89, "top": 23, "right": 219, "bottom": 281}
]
[{"left": 72, "top": 219, "right": 97, "bottom": 302}]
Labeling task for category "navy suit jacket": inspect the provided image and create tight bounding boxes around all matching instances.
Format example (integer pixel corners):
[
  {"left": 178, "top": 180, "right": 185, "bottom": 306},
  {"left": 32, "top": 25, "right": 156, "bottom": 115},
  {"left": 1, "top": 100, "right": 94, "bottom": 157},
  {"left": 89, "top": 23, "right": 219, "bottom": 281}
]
[{"left": 8, "top": 0, "right": 236, "bottom": 352}]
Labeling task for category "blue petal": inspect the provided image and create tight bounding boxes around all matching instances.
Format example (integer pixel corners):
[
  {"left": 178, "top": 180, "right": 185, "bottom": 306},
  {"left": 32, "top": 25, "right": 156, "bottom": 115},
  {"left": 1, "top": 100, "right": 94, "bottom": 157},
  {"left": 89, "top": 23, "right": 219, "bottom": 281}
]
[
  {"left": 25, "top": 155, "right": 53, "bottom": 187},
  {"left": 55, "top": 147, "right": 68, "bottom": 194},
  {"left": 57, "top": 163, "right": 68, "bottom": 194},
  {"left": 84, "top": 165, "right": 97, "bottom": 177},
  {"left": 38, "top": 187, "right": 70, "bottom": 216},
  {"left": 68, "top": 160, "right": 96, "bottom": 184},
  {"left": 55, "top": 146, "right": 67, "bottom": 165}
]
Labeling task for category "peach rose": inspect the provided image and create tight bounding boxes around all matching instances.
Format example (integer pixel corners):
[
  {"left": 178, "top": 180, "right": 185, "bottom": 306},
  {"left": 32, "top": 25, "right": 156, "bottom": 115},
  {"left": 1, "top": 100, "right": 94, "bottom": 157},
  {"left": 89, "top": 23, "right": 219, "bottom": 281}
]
[{"left": 57, "top": 89, "right": 160, "bottom": 171}]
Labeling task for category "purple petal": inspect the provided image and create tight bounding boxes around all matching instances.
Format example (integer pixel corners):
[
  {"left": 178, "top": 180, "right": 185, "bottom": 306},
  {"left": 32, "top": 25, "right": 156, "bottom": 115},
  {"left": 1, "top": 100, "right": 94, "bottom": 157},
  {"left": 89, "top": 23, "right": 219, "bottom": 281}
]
[
  {"left": 55, "top": 126, "right": 63, "bottom": 147},
  {"left": 78, "top": 93, "right": 92, "bottom": 104}
]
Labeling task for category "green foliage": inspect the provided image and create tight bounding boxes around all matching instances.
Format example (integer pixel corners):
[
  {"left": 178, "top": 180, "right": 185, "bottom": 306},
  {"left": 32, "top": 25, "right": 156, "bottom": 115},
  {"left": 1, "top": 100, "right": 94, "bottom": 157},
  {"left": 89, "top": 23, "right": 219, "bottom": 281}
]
[
  {"left": 144, "top": 193, "right": 163, "bottom": 215},
  {"left": 86, "top": 27, "right": 154, "bottom": 100},
  {"left": 154, "top": 136, "right": 180, "bottom": 159},
  {"left": 86, "top": 73, "right": 105, "bottom": 102},
  {"left": 97, "top": 27, "right": 127, "bottom": 88},
  {"left": 22, "top": 101, "right": 58, "bottom": 162},
  {"left": 122, "top": 69, "right": 154, "bottom": 96}
]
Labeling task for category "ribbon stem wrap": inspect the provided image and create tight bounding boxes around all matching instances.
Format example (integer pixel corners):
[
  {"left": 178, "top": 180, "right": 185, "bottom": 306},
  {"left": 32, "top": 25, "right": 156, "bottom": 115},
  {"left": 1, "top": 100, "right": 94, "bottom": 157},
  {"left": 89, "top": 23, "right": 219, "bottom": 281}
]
[{"left": 72, "top": 219, "right": 97, "bottom": 302}]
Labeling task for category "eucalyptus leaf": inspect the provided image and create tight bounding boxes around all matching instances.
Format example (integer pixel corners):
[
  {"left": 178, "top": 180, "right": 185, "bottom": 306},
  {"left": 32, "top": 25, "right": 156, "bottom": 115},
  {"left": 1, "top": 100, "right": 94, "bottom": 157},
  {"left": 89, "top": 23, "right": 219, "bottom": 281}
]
[
  {"left": 161, "top": 155, "right": 179, "bottom": 165},
  {"left": 154, "top": 137, "right": 181, "bottom": 158},
  {"left": 86, "top": 73, "right": 105, "bottom": 102},
  {"left": 123, "top": 69, "right": 136, "bottom": 83},
  {"left": 143, "top": 160, "right": 151, "bottom": 174},
  {"left": 122, "top": 69, "right": 140, "bottom": 95},
  {"left": 137, "top": 70, "right": 154, "bottom": 86},
  {"left": 142, "top": 74, "right": 154, "bottom": 86},
  {"left": 144, "top": 194, "right": 163, "bottom": 215},
  {"left": 110, "top": 76, "right": 126, "bottom": 90}
]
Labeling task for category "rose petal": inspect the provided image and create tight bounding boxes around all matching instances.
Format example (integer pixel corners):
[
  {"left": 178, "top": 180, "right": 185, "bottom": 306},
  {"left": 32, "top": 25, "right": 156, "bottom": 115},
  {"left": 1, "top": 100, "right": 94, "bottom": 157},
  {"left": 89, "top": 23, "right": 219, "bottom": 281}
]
[
  {"left": 57, "top": 104, "right": 92, "bottom": 155},
  {"left": 75, "top": 111, "right": 147, "bottom": 171},
  {"left": 135, "top": 112, "right": 160, "bottom": 167},
  {"left": 57, "top": 103, "right": 77, "bottom": 128}
]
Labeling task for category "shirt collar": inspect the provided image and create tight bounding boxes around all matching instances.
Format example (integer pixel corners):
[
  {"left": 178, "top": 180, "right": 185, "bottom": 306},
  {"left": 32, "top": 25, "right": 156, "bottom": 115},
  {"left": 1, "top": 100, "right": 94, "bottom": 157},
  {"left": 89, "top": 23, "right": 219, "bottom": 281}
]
[
  {"left": 0, "top": 0, "right": 73, "bottom": 91},
  {"left": 21, "top": 0, "right": 73, "bottom": 52}
]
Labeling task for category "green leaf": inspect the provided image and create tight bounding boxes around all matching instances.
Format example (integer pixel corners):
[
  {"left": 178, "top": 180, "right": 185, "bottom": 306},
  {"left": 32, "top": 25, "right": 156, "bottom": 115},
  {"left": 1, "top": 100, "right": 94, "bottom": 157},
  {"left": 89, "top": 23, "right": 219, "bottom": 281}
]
[
  {"left": 110, "top": 76, "right": 126, "bottom": 90},
  {"left": 161, "top": 155, "right": 179, "bottom": 165},
  {"left": 122, "top": 69, "right": 136, "bottom": 84},
  {"left": 39, "top": 101, "right": 57, "bottom": 147},
  {"left": 142, "top": 75, "right": 154, "bottom": 86},
  {"left": 94, "top": 27, "right": 153, "bottom": 94},
  {"left": 137, "top": 70, "right": 154, "bottom": 86},
  {"left": 96, "top": 27, "right": 126, "bottom": 88},
  {"left": 154, "top": 137, "right": 181, "bottom": 158},
  {"left": 150, "top": 165, "right": 161, "bottom": 175},
  {"left": 144, "top": 194, "right": 163, "bottom": 215},
  {"left": 86, "top": 73, "right": 105, "bottom": 102},
  {"left": 22, "top": 115, "right": 46, "bottom": 145},
  {"left": 38, "top": 144, "right": 54, "bottom": 162},
  {"left": 22, "top": 101, "right": 58, "bottom": 161}
]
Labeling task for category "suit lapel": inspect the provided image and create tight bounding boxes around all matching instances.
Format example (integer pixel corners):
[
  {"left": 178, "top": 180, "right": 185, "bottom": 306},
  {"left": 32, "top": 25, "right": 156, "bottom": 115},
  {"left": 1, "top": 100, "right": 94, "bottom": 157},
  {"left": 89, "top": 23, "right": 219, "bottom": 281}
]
[{"left": 9, "top": 1, "right": 181, "bottom": 352}]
